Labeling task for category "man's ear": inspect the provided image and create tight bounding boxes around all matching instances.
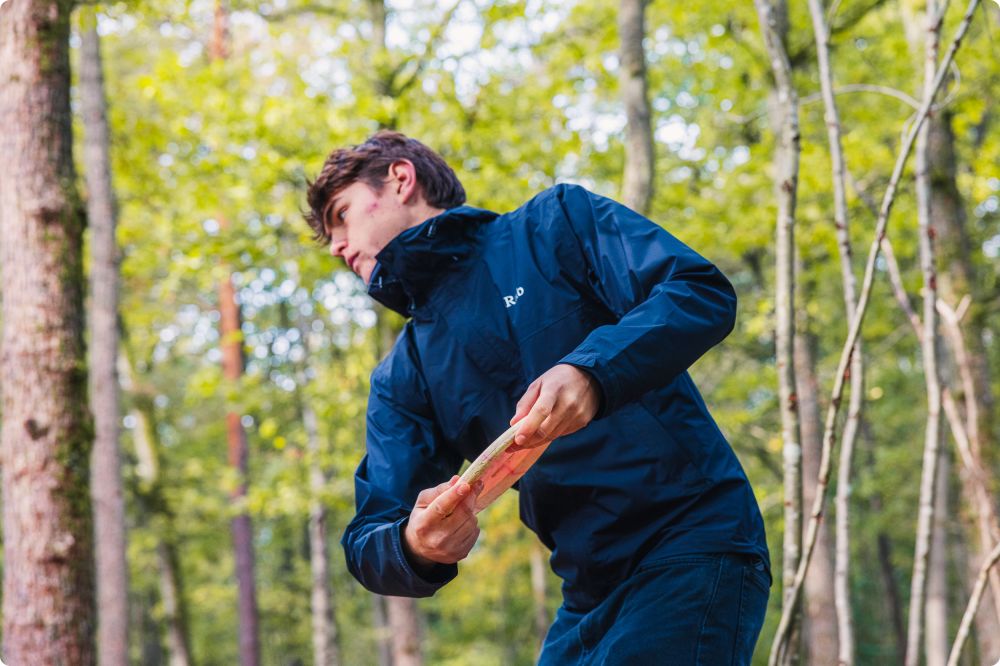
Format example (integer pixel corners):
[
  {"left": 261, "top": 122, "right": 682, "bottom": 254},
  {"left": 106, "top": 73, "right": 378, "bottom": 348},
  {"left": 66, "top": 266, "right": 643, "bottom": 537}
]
[{"left": 387, "top": 159, "right": 419, "bottom": 203}]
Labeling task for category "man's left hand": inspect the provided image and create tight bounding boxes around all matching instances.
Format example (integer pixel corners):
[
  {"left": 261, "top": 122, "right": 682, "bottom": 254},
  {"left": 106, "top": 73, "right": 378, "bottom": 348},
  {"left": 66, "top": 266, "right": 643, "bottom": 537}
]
[{"left": 509, "top": 364, "right": 600, "bottom": 449}]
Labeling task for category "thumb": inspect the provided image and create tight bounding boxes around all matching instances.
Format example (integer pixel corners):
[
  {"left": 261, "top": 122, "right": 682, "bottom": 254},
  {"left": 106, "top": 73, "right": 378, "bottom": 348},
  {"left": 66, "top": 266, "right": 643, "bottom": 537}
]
[{"left": 414, "top": 475, "right": 459, "bottom": 508}]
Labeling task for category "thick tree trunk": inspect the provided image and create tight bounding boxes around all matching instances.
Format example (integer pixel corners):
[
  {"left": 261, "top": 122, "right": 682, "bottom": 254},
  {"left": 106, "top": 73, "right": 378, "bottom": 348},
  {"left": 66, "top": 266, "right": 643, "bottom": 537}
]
[
  {"left": 754, "top": 1, "right": 802, "bottom": 662},
  {"left": 926, "top": 109, "right": 1000, "bottom": 663},
  {"left": 618, "top": 0, "right": 654, "bottom": 215},
  {"left": 794, "top": 330, "right": 839, "bottom": 665},
  {"left": 0, "top": 0, "right": 96, "bottom": 663},
  {"left": 386, "top": 597, "right": 423, "bottom": 666},
  {"left": 80, "top": 22, "right": 129, "bottom": 666}
]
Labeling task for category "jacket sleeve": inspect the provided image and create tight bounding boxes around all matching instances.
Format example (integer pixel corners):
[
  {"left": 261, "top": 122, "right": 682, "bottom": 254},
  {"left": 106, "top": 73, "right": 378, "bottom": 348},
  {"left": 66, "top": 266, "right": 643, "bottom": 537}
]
[
  {"left": 553, "top": 184, "right": 737, "bottom": 418},
  {"left": 341, "top": 330, "right": 463, "bottom": 597}
]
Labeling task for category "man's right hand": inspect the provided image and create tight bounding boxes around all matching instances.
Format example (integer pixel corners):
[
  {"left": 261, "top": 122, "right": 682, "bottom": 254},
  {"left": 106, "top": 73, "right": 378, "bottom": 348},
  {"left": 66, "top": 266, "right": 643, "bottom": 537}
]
[{"left": 403, "top": 476, "right": 481, "bottom": 571}]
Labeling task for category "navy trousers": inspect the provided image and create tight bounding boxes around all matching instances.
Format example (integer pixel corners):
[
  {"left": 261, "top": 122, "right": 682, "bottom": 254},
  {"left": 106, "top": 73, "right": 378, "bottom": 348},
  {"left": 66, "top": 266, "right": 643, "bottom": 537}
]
[{"left": 538, "top": 552, "right": 770, "bottom": 665}]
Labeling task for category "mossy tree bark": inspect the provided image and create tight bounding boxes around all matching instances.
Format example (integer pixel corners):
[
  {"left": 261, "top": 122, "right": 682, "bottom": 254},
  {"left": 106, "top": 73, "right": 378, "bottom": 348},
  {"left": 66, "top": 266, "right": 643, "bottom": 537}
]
[{"left": 0, "top": 0, "right": 96, "bottom": 662}]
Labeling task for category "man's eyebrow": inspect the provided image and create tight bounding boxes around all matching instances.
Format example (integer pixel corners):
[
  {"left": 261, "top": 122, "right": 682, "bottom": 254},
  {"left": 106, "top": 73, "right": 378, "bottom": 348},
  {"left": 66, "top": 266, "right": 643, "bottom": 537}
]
[{"left": 322, "top": 195, "right": 341, "bottom": 232}]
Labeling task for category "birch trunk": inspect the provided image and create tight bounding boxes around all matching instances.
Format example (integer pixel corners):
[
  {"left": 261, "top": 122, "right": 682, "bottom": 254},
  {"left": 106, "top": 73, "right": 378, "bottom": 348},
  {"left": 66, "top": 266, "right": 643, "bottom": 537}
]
[
  {"left": 805, "top": 1, "right": 865, "bottom": 660},
  {"left": 81, "top": 21, "right": 129, "bottom": 666},
  {"left": 0, "top": 0, "right": 97, "bottom": 662},
  {"left": 905, "top": 4, "right": 946, "bottom": 663},
  {"left": 925, "top": 449, "right": 950, "bottom": 666},
  {"left": 753, "top": 1, "right": 802, "bottom": 662},
  {"left": 372, "top": 595, "right": 393, "bottom": 666},
  {"left": 768, "top": 2, "right": 981, "bottom": 661},
  {"left": 618, "top": 0, "right": 654, "bottom": 215}
]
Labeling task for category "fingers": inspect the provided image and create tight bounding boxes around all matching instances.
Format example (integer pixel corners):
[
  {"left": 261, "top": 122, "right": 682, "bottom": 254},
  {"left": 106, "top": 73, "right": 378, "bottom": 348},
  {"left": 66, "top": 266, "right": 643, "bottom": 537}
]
[
  {"left": 511, "top": 381, "right": 541, "bottom": 425},
  {"left": 414, "top": 475, "right": 459, "bottom": 508},
  {"left": 515, "top": 389, "right": 557, "bottom": 448},
  {"left": 426, "top": 477, "right": 475, "bottom": 520}
]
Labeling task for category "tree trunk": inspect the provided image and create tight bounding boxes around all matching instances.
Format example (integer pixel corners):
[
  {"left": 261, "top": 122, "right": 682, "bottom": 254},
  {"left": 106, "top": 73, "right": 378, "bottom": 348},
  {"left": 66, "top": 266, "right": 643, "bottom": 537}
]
[
  {"left": 905, "top": 4, "right": 946, "bottom": 664},
  {"left": 80, "top": 21, "right": 129, "bottom": 666},
  {"left": 279, "top": 287, "right": 342, "bottom": 666},
  {"left": 927, "top": 109, "right": 1000, "bottom": 663},
  {"left": 618, "top": 0, "right": 654, "bottom": 215},
  {"left": 121, "top": 352, "right": 194, "bottom": 666},
  {"left": 794, "top": 329, "right": 839, "bottom": 665},
  {"left": 373, "top": 306, "right": 425, "bottom": 666},
  {"left": 805, "top": 2, "right": 865, "bottom": 660},
  {"left": 754, "top": 1, "right": 802, "bottom": 662},
  {"left": 372, "top": 595, "right": 393, "bottom": 666},
  {"left": 531, "top": 541, "right": 551, "bottom": 657},
  {"left": 925, "top": 448, "right": 950, "bottom": 666},
  {"left": 0, "top": 0, "right": 96, "bottom": 662},
  {"left": 210, "top": 2, "right": 261, "bottom": 663},
  {"left": 386, "top": 597, "right": 423, "bottom": 666}
]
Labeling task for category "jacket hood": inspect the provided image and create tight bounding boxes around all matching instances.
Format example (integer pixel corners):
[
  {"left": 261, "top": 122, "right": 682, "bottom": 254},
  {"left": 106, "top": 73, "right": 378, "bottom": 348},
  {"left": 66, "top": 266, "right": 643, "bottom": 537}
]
[{"left": 367, "top": 205, "right": 499, "bottom": 316}]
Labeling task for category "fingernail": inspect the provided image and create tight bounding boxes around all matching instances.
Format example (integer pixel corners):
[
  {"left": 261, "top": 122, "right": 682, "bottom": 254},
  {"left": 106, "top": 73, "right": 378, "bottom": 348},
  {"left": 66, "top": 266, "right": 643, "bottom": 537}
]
[
  {"left": 456, "top": 483, "right": 468, "bottom": 497},
  {"left": 516, "top": 435, "right": 525, "bottom": 445}
]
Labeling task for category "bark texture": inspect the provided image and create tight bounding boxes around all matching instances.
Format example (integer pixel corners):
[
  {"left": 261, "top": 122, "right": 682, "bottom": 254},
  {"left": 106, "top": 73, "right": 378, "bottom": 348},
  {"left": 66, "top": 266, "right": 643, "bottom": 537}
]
[
  {"left": 530, "top": 541, "right": 551, "bottom": 657},
  {"left": 618, "top": 0, "right": 654, "bottom": 214},
  {"left": 0, "top": 0, "right": 96, "bottom": 662},
  {"left": 906, "top": 5, "right": 946, "bottom": 663},
  {"left": 81, "top": 23, "right": 130, "bottom": 666},
  {"left": 386, "top": 597, "right": 423, "bottom": 666},
  {"left": 794, "top": 330, "right": 839, "bottom": 665},
  {"left": 754, "top": 1, "right": 802, "bottom": 662}
]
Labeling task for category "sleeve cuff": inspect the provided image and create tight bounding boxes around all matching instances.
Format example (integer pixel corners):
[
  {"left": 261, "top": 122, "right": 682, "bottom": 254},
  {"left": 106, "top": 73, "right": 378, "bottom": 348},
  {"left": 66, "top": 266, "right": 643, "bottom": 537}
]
[
  {"left": 391, "top": 518, "right": 458, "bottom": 591},
  {"left": 559, "top": 352, "right": 617, "bottom": 420}
]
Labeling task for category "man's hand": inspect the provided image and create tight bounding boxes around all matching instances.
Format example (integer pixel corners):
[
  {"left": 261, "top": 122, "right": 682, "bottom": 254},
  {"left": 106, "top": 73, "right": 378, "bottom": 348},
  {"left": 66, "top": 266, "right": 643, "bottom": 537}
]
[
  {"left": 509, "top": 364, "right": 600, "bottom": 450},
  {"left": 403, "top": 476, "right": 481, "bottom": 571}
]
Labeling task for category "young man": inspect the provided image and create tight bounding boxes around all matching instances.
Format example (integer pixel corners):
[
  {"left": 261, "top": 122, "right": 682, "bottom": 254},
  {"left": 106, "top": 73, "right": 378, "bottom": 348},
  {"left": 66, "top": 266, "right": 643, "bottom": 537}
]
[{"left": 306, "top": 131, "right": 770, "bottom": 664}]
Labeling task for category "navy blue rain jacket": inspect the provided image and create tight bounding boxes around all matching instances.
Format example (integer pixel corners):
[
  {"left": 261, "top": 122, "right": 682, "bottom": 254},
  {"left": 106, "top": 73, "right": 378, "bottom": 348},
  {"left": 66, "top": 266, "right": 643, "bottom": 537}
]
[{"left": 342, "top": 184, "right": 769, "bottom": 611}]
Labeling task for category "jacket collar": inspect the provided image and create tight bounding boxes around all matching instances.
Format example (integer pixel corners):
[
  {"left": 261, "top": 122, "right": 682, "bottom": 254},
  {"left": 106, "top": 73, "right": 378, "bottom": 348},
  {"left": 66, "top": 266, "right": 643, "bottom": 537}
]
[{"left": 367, "top": 205, "right": 499, "bottom": 316}]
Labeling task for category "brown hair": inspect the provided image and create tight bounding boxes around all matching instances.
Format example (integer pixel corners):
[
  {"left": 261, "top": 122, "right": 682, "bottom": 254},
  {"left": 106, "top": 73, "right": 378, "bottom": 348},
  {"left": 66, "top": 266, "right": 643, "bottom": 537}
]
[{"left": 304, "top": 130, "right": 466, "bottom": 243}]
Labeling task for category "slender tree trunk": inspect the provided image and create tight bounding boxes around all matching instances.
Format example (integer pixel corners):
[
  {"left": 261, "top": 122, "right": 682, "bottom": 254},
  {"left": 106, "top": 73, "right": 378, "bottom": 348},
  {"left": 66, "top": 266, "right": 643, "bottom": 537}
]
[
  {"left": 374, "top": 306, "right": 424, "bottom": 665},
  {"left": 278, "top": 284, "right": 342, "bottom": 666},
  {"left": 80, "top": 21, "right": 129, "bottom": 666},
  {"left": 372, "top": 595, "right": 393, "bottom": 666},
  {"left": 794, "top": 329, "right": 839, "bottom": 665},
  {"left": 769, "top": 3, "right": 981, "bottom": 662},
  {"left": 618, "top": 0, "right": 654, "bottom": 215},
  {"left": 0, "top": 0, "right": 96, "bottom": 662},
  {"left": 530, "top": 541, "right": 551, "bottom": 657},
  {"left": 925, "top": 449, "right": 950, "bottom": 666},
  {"left": 754, "top": 1, "right": 802, "bottom": 662},
  {"left": 121, "top": 352, "right": 194, "bottom": 666},
  {"left": 805, "top": 2, "right": 865, "bottom": 661},
  {"left": 905, "top": 5, "right": 946, "bottom": 663},
  {"left": 209, "top": 3, "right": 261, "bottom": 663}
]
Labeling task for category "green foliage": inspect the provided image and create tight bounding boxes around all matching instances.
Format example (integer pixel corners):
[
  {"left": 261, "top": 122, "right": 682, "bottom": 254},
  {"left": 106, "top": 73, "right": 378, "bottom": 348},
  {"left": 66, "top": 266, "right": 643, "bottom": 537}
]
[{"left": 38, "top": 0, "right": 1000, "bottom": 662}]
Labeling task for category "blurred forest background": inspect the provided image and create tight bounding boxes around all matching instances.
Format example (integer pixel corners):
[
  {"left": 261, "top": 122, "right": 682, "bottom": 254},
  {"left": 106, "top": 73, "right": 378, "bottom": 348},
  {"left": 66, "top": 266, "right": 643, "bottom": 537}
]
[{"left": 0, "top": 0, "right": 999, "bottom": 664}]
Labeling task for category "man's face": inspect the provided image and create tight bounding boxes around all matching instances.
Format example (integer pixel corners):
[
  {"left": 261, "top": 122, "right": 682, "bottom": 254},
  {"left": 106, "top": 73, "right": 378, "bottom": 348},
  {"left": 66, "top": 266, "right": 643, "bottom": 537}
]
[{"left": 325, "top": 179, "right": 412, "bottom": 285}]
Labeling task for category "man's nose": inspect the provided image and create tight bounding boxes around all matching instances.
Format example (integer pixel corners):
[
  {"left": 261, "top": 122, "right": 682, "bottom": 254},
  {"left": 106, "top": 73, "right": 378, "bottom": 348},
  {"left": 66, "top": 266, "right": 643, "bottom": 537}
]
[{"left": 329, "top": 238, "right": 348, "bottom": 257}]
